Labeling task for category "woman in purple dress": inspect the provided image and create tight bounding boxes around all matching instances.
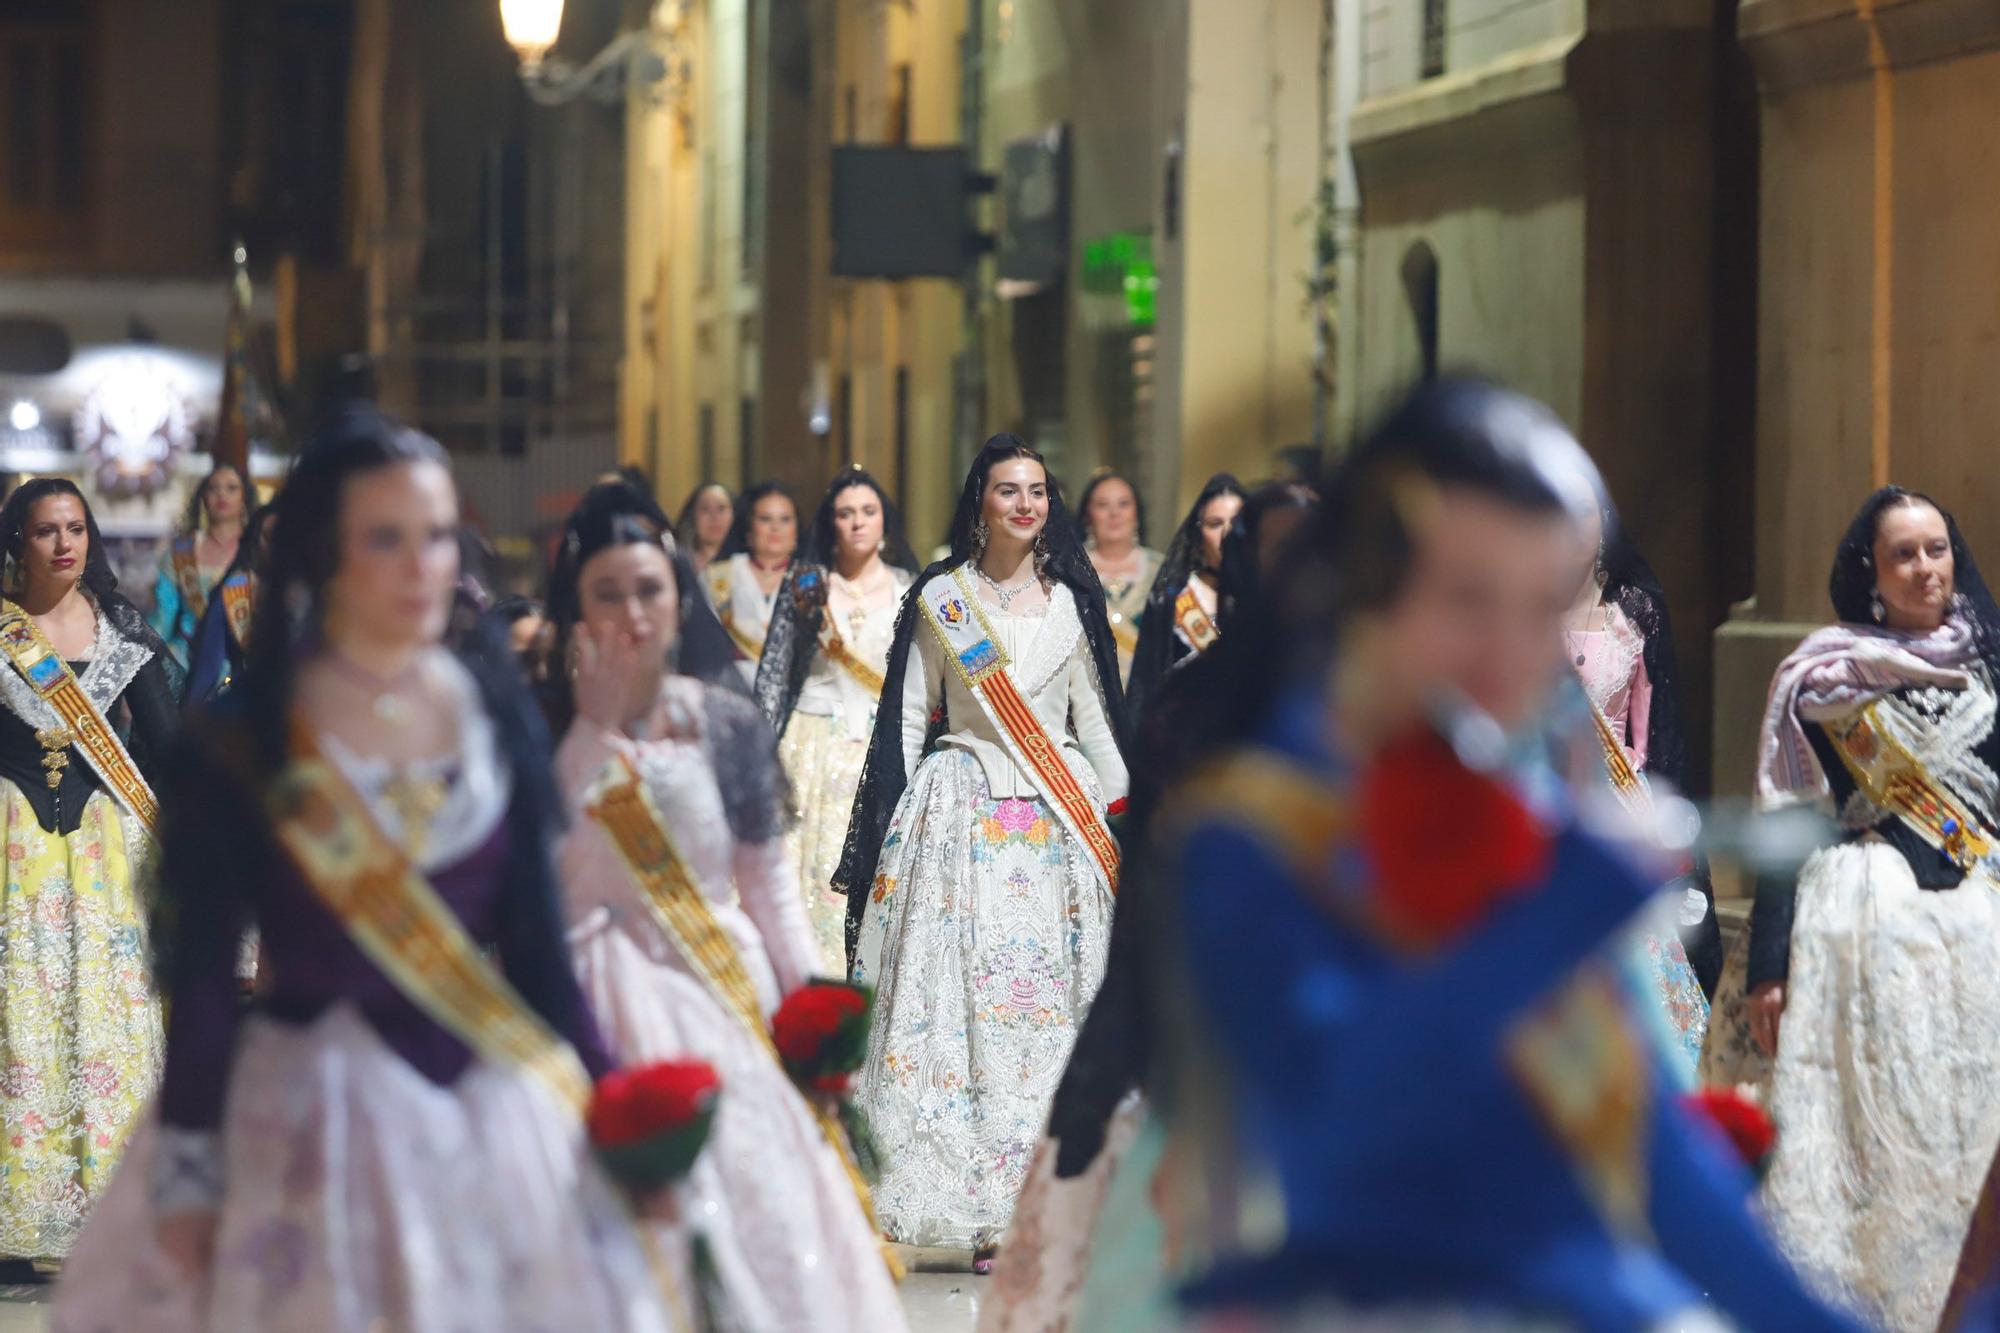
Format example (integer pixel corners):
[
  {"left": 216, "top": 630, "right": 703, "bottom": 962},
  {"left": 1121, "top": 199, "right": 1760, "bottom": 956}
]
[{"left": 51, "top": 409, "right": 682, "bottom": 1332}]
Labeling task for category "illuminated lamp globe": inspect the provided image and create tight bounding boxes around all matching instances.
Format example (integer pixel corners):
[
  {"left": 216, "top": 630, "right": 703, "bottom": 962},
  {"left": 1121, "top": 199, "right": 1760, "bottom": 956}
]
[{"left": 500, "top": 0, "right": 564, "bottom": 66}]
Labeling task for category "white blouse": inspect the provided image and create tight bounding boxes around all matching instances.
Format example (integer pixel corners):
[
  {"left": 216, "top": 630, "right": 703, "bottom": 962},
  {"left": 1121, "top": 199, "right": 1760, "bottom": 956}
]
[{"left": 898, "top": 579, "right": 1129, "bottom": 803}]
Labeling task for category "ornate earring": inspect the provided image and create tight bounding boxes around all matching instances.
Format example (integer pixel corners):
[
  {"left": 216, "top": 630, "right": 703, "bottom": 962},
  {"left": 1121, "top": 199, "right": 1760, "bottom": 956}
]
[
  {"left": 973, "top": 521, "right": 990, "bottom": 555},
  {"left": 1870, "top": 589, "right": 1886, "bottom": 624},
  {"left": 1033, "top": 531, "right": 1050, "bottom": 577}
]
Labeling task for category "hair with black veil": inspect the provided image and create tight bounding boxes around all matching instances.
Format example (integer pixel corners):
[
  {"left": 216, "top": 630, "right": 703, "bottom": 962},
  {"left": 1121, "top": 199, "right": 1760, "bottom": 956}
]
[
  {"left": 1599, "top": 518, "right": 1724, "bottom": 993},
  {"left": 0, "top": 477, "right": 185, "bottom": 695},
  {"left": 830, "top": 433, "right": 1131, "bottom": 961},
  {"left": 1830, "top": 485, "right": 2000, "bottom": 669},
  {"left": 1076, "top": 468, "right": 1149, "bottom": 548},
  {"left": 752, "top": 467, "right": 918, "bottom": 736},
  {"left": 719, "top": 480, "right": 800, "bottom": 560},
  {"left": 1123, "top": 473, "right": 1248, "bottom": 732},
  {"left": 539, "top": 478, "right": 750, "bottom": 736}
]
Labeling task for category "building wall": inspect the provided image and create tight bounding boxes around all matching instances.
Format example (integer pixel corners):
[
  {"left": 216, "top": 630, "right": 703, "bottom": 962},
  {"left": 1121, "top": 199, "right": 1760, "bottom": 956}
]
[
  {"left": 1713, "top": 0, "right": 2000, "bottom": 798},
  {"left": 0, "top": 0, "right": 225, "bottom": 276},
  {"left": 1346, "top": 3, "right": 1742, "bottom": 791}
]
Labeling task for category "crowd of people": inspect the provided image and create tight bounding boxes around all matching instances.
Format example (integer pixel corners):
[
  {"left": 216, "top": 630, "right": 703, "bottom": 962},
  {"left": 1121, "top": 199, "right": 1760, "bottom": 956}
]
[{"left": 0, "top": 379, "right": 1993, "bottom": 1329}]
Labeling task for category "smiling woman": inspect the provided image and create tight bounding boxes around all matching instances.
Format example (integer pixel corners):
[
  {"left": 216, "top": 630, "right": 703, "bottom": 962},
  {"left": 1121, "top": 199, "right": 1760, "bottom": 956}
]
[
  {"left": 0, "top": 478, "right": 180, "bottom": 1266},
  {"left": 834, "top": 434, "right": 1131, "bottom": 1263},
  {"left": 1712, "top": 484, "right": 2000, "bottom": 1331}
]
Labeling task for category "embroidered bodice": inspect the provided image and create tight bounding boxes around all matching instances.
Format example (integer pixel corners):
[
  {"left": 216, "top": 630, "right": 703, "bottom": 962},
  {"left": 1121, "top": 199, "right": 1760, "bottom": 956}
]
[
  {"left": 157, "top": 657, "right": 611, "bottom": 1138},
  {"left": 707, "top": 554, "right": 782, "bottom": 658},
  {"left": 898, "top": 576, "right": 1129, "bottom": 803},
  {"left": 557, "top": 675, "right": 819, "bottom": 1013},
  {"left": 794, "top": 568, "right": 909, "bottom": 741},
  {"left": 0, "top": 607, "right": 171, "bottom": 835},
  {"left": 1565, "top": 602, "right": 1651, "bottom": 772}
]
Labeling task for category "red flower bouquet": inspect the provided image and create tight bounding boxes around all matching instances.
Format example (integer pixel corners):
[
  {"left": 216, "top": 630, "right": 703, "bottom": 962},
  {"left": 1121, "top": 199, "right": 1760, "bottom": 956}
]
[
  {"left": 588, "top": 1060, "right": 721, "bottom": 1191},
  {"left": 1681, "top": 1087, "right": 1777, "bottom": 1180},
  {"left": 772, "top": 980, "right": 882, "bottom": 1179},
  {"left": 1358, "top": 728, "right": 1550, "bottom": 948},
  {"left": 773, "top": 980, "right": 873, "bottom": 1094}
]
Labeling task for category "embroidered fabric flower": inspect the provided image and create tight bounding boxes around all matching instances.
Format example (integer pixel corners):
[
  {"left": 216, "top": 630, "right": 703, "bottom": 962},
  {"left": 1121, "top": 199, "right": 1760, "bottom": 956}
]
[{"left": 993, "top": 798, "right": 1038, "bottom": 835}]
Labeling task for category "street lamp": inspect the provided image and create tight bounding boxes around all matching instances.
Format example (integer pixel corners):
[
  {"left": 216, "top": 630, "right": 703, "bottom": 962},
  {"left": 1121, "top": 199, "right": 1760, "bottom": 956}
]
[
  {"left": 499, "top": 0, "right": 677, "bottom": 107},
  {"left": 499, "top": 0, "right": 564, "bottom": 70}
]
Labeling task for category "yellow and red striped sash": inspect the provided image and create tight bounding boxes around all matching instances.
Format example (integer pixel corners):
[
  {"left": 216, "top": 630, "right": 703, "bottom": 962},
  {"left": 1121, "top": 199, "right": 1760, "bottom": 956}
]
[
  {"left": 0, "top": 603, "right": 158, "bottom": 832},
  {"left": 919, "top": 567, "right": 1121, "bottom": 894}
]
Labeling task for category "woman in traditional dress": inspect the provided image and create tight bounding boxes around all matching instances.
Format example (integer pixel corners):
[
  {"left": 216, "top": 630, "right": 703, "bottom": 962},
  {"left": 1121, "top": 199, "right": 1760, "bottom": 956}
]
[
  {"left": 181, "top": 506, "right": 274, "bottom": 709},
  {"left": 979, "top": 481, "right": 1315, "bottom": 1333},
  {"left": 52, "top": 409, "right": 681, "bottom": 1332},
  {"left": 704, "top": 482, "right": 798, "bottom": 685},
  {"left": 835, "top": 433, "right": 1130, "bottom": 1266},
  {"left": 549, "top": 479, "right": 908, "bottom": 1333},
  {"left": 149, "top": 463, "right": 255, "bottom": 670},
  {"left": 1157, "top": 379, "right": 1858, "bottom": 1331},
  {"left": 674, "top": 481, "right": 734, "bottom": 578},
  {"left": 1565, "top": 511, "right": 1716, "bottom": 1074},
  {"left": 1714, "top": 485, "right": 2000, "bottom": 1331},
  {"left": 1124, "top": 473, "right": 1246, "bottom": 731},
  {"left": 0, "top": 479, "right": 177, "bottom": 1269},
  {"left": 1077, "top": 470, "right": 1162, "bottom": 685},
  {"left": 753, "top": 468, "right": 917, "bottom": 972}
]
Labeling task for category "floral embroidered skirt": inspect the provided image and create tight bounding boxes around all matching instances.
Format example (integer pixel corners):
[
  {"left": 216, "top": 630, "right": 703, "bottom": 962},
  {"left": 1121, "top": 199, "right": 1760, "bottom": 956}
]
[
  {"left": 0, "top": 785, "right": 160, "bottom": 1260},
  {"left": 1619, "top": 895, "right": 1709, "bottom": 1086},
  {"left": 778, "top": 709, "right": 871, "bottom": 975},
  {"left": 51, "top": 1006, "right": 682, "bottom": 1333},
  {"left": 853, "top": 750, "right": 1114, "bottom": 1249},
  {"left": 1729, "top": 842, "right": 2000, "bottom": 1332},
  {"left": 570, "top": 907, "right": 908, "bottom": 1333}
]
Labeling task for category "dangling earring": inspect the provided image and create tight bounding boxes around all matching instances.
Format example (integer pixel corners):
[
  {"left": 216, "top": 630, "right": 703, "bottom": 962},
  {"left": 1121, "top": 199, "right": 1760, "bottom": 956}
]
[
  {"left": 973, "top": 521, "right": 990, "bottom": 556},
  {"left": 1033, "top": 531, "right": 1050, "bottom": 578},
  {"left": 1870, "top": 589, "right": 1886, "bottom": 624}
]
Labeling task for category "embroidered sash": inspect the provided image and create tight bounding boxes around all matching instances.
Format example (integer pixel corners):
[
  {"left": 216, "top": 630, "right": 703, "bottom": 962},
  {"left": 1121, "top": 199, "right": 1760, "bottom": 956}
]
[
  {"left": 263, "top": 724, "right": 591, "bottom": 1113},
  {"left": 0, "top": 603, "right": 158, "bottom": 832},
  {"left": 170, "top": 535, "right": 208, "bottom": 615},
  {"left": 1825, "top": 699, "right": 2000, "bottom": 873},
  {"left": 920, "top": 567, "right": 1122, "bottom": 893},
  {"left": 709, "top": 564, "right": 767, "bottom": 662},
  {"left": 220, "top": 572, "right": 256, "bottom": 651},
  {"left": 585, "top": 755, "right": 892, "bottom": 1258},
  {"left": 1109, "top": 613, "right": 1140, "bottom": 659},
  {"left": 1579, "top": 683, "right": 1648, "bottom": 818},
  {"left": 1173, "top": 582, "right": 1220, "bottom": 654},
  {"left": 820, "top": 623, "right": 886, "bottom": 697}
]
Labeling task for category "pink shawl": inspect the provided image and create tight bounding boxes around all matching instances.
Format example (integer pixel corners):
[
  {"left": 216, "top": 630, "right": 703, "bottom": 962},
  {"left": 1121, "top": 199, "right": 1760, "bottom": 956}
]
[{"left": 1755, "top": 617, "right": 1980, "bottom": 811}]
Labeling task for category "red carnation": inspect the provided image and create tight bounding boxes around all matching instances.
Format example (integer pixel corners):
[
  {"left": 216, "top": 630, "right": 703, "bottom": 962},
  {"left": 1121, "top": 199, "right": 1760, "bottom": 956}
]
[
  {"left": 773, "top": 981, "right": 873, "bottom": 1086},
  {"left": 588, "top": 1060, "right": 720, "bottom": 1190},
  {"left": 1358, "top": 728, "right": 1550, "bottom": 948},
  {"left": 1682, "top": 1088, "right": 1777, "bottom": 1177}
]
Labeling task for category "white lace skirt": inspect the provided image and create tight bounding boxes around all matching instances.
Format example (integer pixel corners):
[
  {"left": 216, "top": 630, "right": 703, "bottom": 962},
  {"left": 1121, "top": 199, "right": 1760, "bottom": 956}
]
[
  {"left": 853, "top": 750, "right": 1114, "bottom": 1249},
  {"left": 778, "top": 709, "right": 871, "bottom": 974},
  {"left": 1760, "top": 840, "right": 2000, "bottom": 1332},
  {"left": 571, "top": 909, "right": 908, "bottom": 1333},
  {"left": 49, "top": 1005, "right": 681, "bottom": 1333}
]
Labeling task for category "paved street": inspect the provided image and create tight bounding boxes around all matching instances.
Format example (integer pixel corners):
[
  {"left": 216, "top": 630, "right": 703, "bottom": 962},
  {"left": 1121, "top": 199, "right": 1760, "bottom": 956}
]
[{"left": 0, "top": 1275, "right": 981, "bottom": 1330}]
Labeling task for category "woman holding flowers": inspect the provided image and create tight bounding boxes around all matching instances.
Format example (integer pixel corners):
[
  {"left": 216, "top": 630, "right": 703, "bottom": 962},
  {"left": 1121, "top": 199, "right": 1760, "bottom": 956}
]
[
  {"left": 550, "top": 480, "right": 907, "bottom": 1333},
  {"left": 50, "top": 409, "right": 682, "bottom": 1332}
]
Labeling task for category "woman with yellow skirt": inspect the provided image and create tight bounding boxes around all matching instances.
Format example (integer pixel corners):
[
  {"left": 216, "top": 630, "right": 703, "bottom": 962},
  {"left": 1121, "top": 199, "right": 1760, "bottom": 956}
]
[{"left": 0, "top": 478, "right": 178, "bottom": 1267}]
